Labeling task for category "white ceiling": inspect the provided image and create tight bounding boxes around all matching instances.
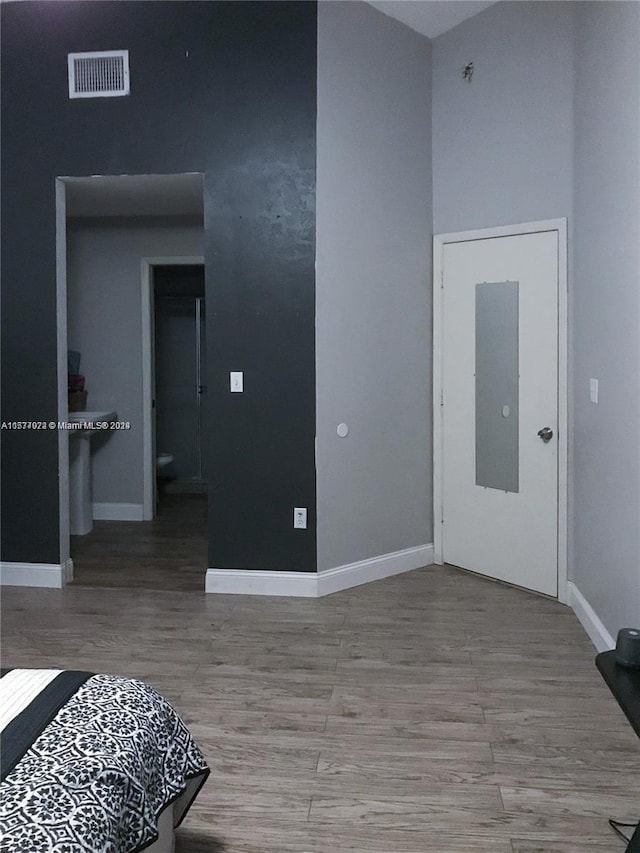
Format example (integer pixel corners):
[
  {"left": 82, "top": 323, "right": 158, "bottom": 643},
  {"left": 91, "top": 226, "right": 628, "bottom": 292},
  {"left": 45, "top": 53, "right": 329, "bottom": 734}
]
[
  {"left": 63, "top": 173, "right": 204, "bottom": 218},
  {"left": 366, "top": 0, "right": 497, "bottom": 39}
]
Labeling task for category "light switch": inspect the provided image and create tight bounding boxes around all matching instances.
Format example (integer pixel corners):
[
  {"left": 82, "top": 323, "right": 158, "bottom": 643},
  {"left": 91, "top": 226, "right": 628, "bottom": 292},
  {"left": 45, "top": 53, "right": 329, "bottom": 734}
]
[
  {"left": 230, "top": 371, "right": 243, "bottom": 393},
  {"left": 590, "top": 378, "right": 599, "bottom": 404}
]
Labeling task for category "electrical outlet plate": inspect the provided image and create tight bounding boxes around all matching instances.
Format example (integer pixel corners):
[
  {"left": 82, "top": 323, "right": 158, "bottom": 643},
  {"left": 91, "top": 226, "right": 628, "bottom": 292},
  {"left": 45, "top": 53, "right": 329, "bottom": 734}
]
[{"left": 293, "top": 507, "right": 307, "bottom": 529}]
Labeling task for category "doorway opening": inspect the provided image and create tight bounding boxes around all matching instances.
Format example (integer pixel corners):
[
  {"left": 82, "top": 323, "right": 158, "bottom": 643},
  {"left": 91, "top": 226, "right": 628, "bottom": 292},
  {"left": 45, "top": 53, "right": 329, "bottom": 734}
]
[
  {"left": 152, "top": 265, "right": 207, "bottom": 499},
  {"left": 56, "top": 172, "right": 208, "bottom": 591}
]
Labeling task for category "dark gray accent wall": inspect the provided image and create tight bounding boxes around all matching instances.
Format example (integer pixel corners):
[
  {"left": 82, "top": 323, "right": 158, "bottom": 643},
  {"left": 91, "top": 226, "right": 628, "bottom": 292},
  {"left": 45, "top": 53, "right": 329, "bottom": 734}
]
[{"left": 1, "top": 1, "right": 317, "bottom": 571}]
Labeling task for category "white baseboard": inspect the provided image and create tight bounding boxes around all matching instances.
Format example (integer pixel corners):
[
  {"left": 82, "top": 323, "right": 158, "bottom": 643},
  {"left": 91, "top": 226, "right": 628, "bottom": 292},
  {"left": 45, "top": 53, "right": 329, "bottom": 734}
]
[
  {"left": 206, "top": 544, "right": 434, "bottom": 598},
  {"left": 205, "top": 569, "right": 318, "bottom": 596},
  {"left": 318, "top": 543, "right": 434, "bottom": 596},
  {"left": 0, "top": 562, "right": 65, "bottom": 588},
  {"left": 93, "top": 503, "right": 144, "bottom": 521},
  {"left": 567, "top": 581, "right": 615, "bottom": 652}
]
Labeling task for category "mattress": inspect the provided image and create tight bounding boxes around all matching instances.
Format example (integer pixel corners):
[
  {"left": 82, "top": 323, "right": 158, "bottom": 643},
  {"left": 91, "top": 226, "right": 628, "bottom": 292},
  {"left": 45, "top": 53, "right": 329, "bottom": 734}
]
[{"left": 0, "top": 669, "right": 209, "bottom": 852}]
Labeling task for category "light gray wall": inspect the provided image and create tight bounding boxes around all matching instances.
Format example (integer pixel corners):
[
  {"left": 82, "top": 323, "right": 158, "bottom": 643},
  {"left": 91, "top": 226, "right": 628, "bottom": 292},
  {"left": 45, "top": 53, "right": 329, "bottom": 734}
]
[
  {"left": 67, "top": 217, "right": 204, "bottom": 506},
  {"left": 432, "top": 1, "right": 575, "bottom": 234},
  {"left": 572, "top": 1, "right": 640, "bottom": 634},
  {"left": 432, "top": 0, "right": 640, "bottom": 637},
  {"left": 432, "top": 1, "right": 575, "bottom": 595},
  {"left": 316, "top": 1, "right": 432, "bottom": 571}
]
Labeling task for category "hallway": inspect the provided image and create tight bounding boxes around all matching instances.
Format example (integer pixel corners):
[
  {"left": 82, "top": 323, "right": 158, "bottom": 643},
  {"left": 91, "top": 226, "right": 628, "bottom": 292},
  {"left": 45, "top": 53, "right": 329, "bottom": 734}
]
[{"left": 70, "top": 493, "right": 207, "bottom": 591}]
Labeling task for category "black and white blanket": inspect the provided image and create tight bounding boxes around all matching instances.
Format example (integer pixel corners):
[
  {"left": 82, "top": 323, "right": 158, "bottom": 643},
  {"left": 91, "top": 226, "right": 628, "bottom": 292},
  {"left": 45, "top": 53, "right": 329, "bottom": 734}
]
[{"left": 0, "top": 669, "right": 209, "bottom": 852}]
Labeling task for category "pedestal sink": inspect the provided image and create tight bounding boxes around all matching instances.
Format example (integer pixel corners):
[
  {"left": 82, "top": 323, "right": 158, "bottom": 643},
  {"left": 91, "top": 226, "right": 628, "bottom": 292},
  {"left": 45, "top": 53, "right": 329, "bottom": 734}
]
[{"left": 69, "top": 411, "right": 116, "bottom": 536}]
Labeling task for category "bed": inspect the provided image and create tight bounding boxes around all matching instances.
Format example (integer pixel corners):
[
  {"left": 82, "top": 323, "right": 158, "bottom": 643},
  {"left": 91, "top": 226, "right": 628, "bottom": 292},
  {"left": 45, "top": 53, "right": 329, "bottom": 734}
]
[{"left": 0, "top": 669, "right": 209, "bottom": 852}]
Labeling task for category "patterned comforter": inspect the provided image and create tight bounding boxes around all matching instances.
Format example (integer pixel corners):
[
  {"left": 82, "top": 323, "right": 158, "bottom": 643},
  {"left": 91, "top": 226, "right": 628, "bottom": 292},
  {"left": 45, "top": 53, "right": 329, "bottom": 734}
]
[{"left": 0, "top": 669, "right": 209, "bottom": 852}]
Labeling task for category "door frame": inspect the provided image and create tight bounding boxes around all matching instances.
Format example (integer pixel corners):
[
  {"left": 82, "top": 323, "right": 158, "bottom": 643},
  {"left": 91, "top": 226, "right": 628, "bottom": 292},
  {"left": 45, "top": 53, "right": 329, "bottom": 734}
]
[
  {"left": 141, "top": 255, "right": 205, "bottom": 520},
  {"left": 432, "top": 218, "right": 568, "bottom": 603},
  {"left": 55, "top": 178, "right": 72, "bottom": 577}
]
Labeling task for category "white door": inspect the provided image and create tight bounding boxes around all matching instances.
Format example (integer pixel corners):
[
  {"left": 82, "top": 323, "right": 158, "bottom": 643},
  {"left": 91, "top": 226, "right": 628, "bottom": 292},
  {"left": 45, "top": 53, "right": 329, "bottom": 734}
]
[{"left": 440, "top": 231, "right": 559, "bottom": 596}]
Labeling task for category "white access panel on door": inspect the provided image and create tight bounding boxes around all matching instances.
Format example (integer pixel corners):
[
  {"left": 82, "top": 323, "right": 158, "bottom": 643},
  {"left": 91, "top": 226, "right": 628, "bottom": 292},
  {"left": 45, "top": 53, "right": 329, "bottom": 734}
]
[{"left": 441, "top": 231, "right": 558, "bottom": 596}]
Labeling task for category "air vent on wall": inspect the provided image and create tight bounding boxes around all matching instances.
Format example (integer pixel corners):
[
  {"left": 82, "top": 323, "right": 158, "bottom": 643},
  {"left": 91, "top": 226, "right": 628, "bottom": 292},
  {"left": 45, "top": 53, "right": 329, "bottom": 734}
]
[{"left": 68, "top": 50, "right": 130, "bottom": 99}]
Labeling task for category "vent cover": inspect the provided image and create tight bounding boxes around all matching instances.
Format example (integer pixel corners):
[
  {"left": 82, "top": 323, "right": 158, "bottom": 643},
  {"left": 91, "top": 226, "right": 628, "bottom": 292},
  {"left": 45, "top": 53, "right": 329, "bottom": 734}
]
[{"left": 68, "top": 50, "right": 130, "bottom": 99}]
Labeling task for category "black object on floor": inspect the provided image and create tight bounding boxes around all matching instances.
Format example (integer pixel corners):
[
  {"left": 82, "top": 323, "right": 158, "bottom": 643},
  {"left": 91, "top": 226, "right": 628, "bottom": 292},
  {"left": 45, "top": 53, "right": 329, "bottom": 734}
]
[{"left": 596, "top": 650, "right": 640, "bottom": 852}]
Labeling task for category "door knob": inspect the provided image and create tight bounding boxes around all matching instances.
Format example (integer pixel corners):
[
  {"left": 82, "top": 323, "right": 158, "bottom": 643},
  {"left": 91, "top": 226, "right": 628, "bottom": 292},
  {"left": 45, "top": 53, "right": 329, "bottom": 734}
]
[{"left": 537, "top": 427, "right": 553, "bottom": 443}]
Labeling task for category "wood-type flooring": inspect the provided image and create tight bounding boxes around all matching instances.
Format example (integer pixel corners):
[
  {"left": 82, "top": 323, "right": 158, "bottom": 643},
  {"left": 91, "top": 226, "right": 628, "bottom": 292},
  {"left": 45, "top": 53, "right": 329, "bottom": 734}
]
[
  {"left": 2, "top": 564, "right": 638, "bottom": 852},
  {"left": 70, "top": 493, "right": 207, "bottom": 591}
]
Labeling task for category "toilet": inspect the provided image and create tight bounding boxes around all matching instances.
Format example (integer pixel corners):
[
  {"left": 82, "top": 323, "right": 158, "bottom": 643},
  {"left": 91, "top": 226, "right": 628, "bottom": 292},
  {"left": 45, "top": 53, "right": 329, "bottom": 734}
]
[{"left": 156, "top": 453, "right": 174, "bottom": 472}]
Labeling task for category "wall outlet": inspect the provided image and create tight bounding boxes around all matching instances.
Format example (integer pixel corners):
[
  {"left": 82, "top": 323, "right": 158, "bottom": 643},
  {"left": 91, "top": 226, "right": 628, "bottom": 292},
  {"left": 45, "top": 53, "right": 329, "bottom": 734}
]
[{"left": 293, "top": 507, "right": 307, "bottom": 529}]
